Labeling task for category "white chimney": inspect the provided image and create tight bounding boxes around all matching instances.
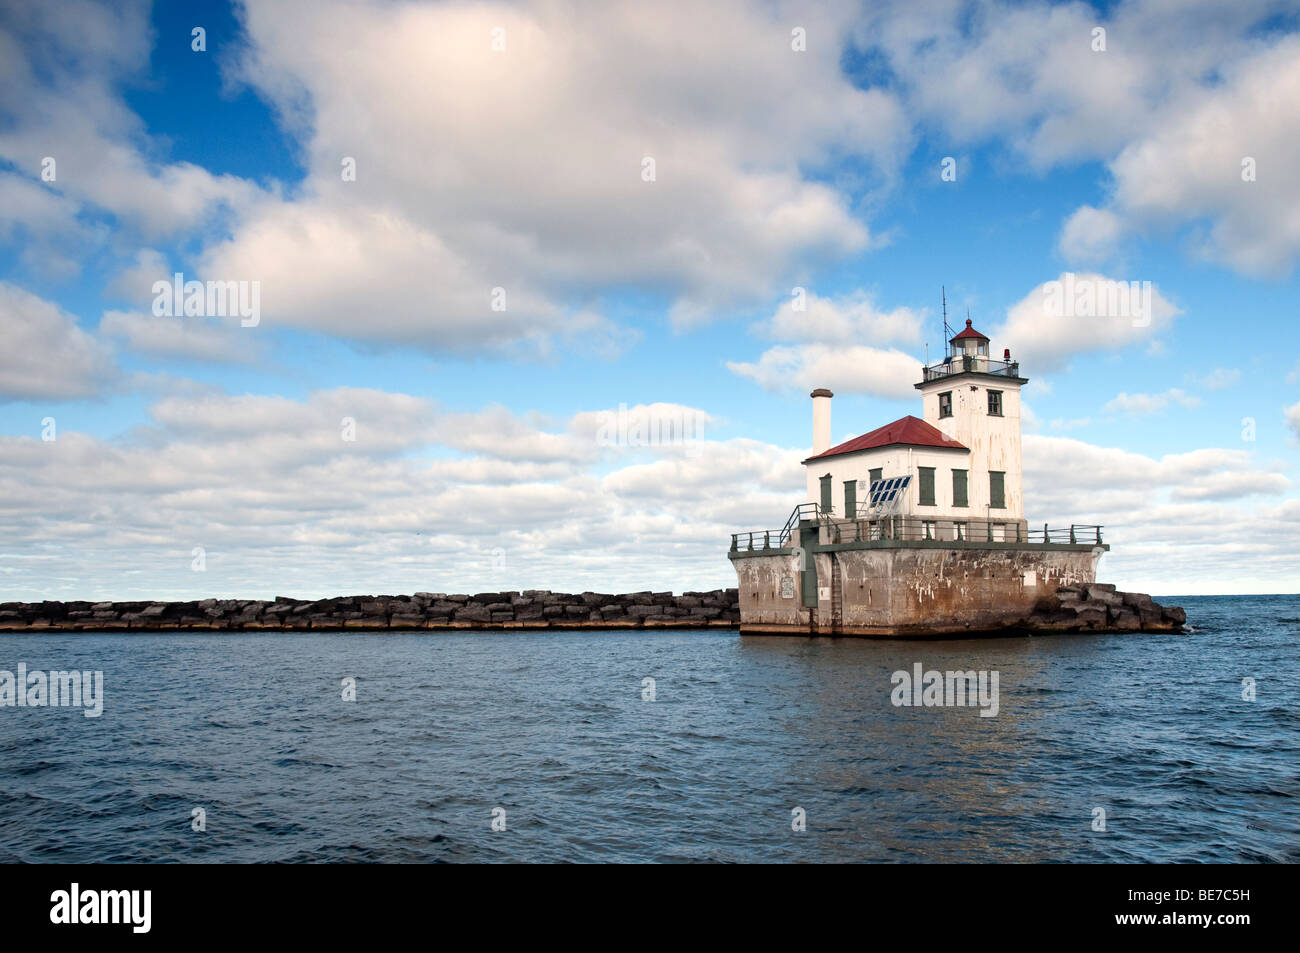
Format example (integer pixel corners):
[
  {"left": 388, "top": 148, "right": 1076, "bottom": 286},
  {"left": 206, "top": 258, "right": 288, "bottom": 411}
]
[{"left": 811, "top": 388, "right": 832, "bottom": 454}]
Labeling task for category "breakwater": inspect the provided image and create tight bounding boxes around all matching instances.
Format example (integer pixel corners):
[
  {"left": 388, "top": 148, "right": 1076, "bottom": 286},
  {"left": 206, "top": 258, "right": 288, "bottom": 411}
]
[
  {"left": 0, "top": 583, "right": 1183, "bottom": 634},
  {"left": 0, "top": 590, "right": 742, "bottom": 632},
  {"left": 1027, "top": 583, "right": 1185, "bottom": 632}
]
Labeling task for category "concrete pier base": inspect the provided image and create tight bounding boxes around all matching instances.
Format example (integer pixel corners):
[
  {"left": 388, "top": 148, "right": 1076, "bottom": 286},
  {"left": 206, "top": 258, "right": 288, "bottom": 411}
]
[{"left": 730, "top": 540, "right": 1184, "bottom": 637}]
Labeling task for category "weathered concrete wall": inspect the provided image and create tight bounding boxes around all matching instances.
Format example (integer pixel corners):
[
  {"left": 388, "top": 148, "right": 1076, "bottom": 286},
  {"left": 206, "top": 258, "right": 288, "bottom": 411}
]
[
  {"left": 0, "top": 590, "right": 741, "bottom": 632},
  {"left": 835, "top": 546, "right": 1099, "bottom": 634},
  {"left": 730, "top": 542, "right": 1183, "bottom": 637},
  {"left": 732, "top": 552, "right": 805, "bottom": 627}
]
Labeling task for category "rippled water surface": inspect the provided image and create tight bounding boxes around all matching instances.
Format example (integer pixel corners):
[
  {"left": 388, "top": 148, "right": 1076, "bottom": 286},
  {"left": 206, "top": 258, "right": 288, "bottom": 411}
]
[{"left": 2, "top": 594, "right": 1296, "bottom": 862}]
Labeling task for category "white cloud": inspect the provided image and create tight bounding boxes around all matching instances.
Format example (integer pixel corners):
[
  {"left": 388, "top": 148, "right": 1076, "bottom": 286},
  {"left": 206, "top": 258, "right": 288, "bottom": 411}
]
[
  {"left": 1105, "top": 34, "right": 1300, "bottom": 276},
  {"left": 1286, "top": 400, "right": 1300, "bottom": 440},
  {"left": 854, "top": 0, "right": 1250, "bottom": 167},
  {"left": 105, "top": 249, "right": 171, "bottom": 304},
  {"left": 727, "top": 289, "right": 924, "bottom": 395},
  {"left": 193, "top": 0, "right": 911, "bottom": 351},
  {"left": 1104, "top": 388, "right": 1201, "bottom": 415},
  {"left": 1058, "top": 205, "right": 1124, "bottom": 264},
  {"left": 1, "top": 387, "right": 1295, "bottom": 599},
  {"left": 100, "top": 311, "right": 262, "bottom": 365},
  {"left": 727, "top": 344, "right": 920, "bottom": 398},
  {"left": 1024, "top": 435, "right": 1296, "bottom": 591},
  {"left": 1186, "top": 367, "right": 1241, "bottom": 392},
  {"left": 858, "top": 0, "right": 1300, "bottom": 277},
  {"left": 0, "top": 282, "right": 116, "bottom": 401},
  {"left": 0, "top": 386, "right": 794, "bottom": 599},
  {"left": 993, "top": 272, "right": 1181, "bottom": 371},
  {"left": 0, "top": 172, "right": 96, "bottom": 280},
  {"left": 1169, "top": 471, "right": 1291, "bottom": 502},
  {"left": 0, "top": 2, "right": 265, "bottom": 244},
  {"left": 761, "top": 290, "right": 923, "bottom": 346}
]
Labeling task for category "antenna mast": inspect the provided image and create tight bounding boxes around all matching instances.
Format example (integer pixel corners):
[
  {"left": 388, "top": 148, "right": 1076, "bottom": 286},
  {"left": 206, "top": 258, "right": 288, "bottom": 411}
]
[{"left": 941, "top": 286, "right": 954, "bottom": 359}]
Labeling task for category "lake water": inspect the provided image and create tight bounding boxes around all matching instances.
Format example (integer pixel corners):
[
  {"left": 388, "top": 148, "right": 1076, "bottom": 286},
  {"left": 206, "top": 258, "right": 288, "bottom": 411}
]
[{"left": 1, "top": 594, "right": 1296, "bottom": 862}]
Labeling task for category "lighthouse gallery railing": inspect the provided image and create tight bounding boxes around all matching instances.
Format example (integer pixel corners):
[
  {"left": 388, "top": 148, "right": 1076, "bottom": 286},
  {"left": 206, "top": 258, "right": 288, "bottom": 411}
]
[
  {"left": 921, "top": 355, "right": 1022, "bottom": 381},
  {"left": 731, "top": 518, "right": 1103, "bottom": 551}
]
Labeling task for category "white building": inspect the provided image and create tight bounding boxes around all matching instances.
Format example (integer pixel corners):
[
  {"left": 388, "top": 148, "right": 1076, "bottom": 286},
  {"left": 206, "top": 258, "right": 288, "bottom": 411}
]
[{"left": 802, "top": 319, "right": 1028, "bottom": 542}]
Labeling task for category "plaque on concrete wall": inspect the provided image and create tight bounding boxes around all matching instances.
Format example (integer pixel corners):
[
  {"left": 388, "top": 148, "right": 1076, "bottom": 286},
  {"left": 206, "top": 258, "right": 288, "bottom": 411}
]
[{"left": 781, "top": 576, "right": 794, "bottom": 599}]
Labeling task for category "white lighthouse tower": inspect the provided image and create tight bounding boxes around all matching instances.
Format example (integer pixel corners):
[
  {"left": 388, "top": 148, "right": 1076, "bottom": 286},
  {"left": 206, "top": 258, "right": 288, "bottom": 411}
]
[{"left": 915, "top": 318, "right": 1028, "bottom": 530}]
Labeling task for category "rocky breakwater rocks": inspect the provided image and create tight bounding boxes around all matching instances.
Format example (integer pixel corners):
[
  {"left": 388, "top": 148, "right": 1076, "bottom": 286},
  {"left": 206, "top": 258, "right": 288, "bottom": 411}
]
[
  {"left": 1026, "top": 583, "right": 1186, "bottom": 633},
  {"left": 0, "top": 590, "right": 742, "bottom": 632}
]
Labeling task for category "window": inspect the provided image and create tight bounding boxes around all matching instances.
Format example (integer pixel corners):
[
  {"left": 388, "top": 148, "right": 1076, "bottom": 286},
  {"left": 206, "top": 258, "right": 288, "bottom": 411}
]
[
  {"left": 987, "top": 390, "right": 1003, "bottom": 416},
  {"left": 869, "top": 467, "right": 882, "bottom": 487},
  {"left": 938, "top": 391, "right": 953, "bottom": 418},
  {"left": 955, "top": 521, "right": 967, "bottom": 540},
  {"left": 989, "top": 470, "right": 1005, "bottom": 509},
  {"left": 952, "top": 469, "right": 968, "bottom": 507},
  {"left": 918, "top": 466, "right": 935, "bottom": 506},
  {"left": 922, "top": 520, "right": 936, "bottom": 540}
]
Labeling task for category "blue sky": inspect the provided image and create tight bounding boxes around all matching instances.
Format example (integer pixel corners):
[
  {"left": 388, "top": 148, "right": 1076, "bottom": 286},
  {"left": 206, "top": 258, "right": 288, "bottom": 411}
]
[{"left": 2, "top": 0, "right": 1300, "bottom": 599}]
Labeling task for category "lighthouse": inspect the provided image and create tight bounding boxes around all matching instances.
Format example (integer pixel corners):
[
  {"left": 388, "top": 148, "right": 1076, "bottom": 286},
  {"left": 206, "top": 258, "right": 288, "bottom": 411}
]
[
  {"left": 801, "top": 318, "right": 1028, "bottom": 542},
  {"left": 728, "top": 312, "right": 1106, "bottom": 636}
]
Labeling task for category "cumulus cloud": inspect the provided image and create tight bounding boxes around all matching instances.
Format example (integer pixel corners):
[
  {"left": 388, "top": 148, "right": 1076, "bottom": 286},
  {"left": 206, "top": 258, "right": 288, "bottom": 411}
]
[
  {"left": 1058, "top": 205, "right": 1125, "bottom": 264},
  {"left": 1188, "top": 367, "right": 1241, "bottom": 392},
  {"left": 1104, "top": 34, "right": 1300, "bottom": 276},
  {"left": 760, "top": 290, "right": 923, "bottom": 346},
  {"left": 100, "top": 311, "right": 263, "bottom": 365},
  {"left": 1025, "top": 439, "right": 1290, "bottom": 506},
  {"left": 0, "top": 387, "right": 794, "bottom": 599},
  {"left": 105, "top": 249, "right": 172, "bottom": 304},
  {"left": 727, "top": 289, "right": 924, "bottom": 395},
  {"left": 857, "top": 0, "right": 1300, "bottom": 277},
  {"left": 194, "top": 0, "right": 911, "bottom": 351},
  {"left": 0, "top": 282, "right": 117, "bottom": 401},
  {"left": 1104, "top": 388, "right": 1201, "bottom": 415},
  {"left": 0, "top": 172, "right": 96, "bottom": 280},
  {"left": 1024, "top": 435, "right": 1295, "bottom": 591},
  {"left": 0, "top": 386, "right": 1294, "bottom": 599},
  {"left": 852, "top": 0, "right": 1270, "bottom": 167},
  {"left": 993, "top": 272, "right": 1181, "bottom": 371},
  {"left": 0, "top": 1, "right": 265, "bottom": 246},
  {"left": 727, "top": 344, "right": 920, "bottom": 398}
]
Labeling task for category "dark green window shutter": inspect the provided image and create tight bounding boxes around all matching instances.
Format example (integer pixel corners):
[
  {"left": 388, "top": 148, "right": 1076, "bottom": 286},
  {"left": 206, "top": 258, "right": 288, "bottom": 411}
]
[
  {"left": 918, "top": 467, "right": 935, "bottom": 506},
  {"left": 819, "top": 474, "right": 833, "bottom": 513},
  {"left": 869, "top": 467, "right": 882, "bottom": 487},
  {"left": 990, "top": 470, "right": 1005, "bottom": 509},
  {"left": 953, "top": 469, "right": 968, "bottom": 507},
  {"left": 843, "top": 480, "right": 857, "bottom": 519}
]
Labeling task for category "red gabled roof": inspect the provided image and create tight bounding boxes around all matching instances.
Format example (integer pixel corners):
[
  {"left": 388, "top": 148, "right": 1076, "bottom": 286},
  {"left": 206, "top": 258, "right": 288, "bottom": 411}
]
[
  {"left": 950, "top": 318, "right": 988, "bottom": 342},
  {"left": 803, "top": 415, "right": 967, "bottom": 462}
]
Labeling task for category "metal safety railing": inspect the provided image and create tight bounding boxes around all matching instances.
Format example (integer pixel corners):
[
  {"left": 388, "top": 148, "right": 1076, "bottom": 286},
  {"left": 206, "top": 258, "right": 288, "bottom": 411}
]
[
  {"left": 732, "top": 516, "right": 1102, "bottom": 550},
  {"left": 921, "top": 355, "right": 1021, "bottom": 381},
  {"left": 1024, "top": 524, "right": 1103, "bottom": 544},
  {"left": 729, "top": 502, "right": 825, "bottom": 552}
]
